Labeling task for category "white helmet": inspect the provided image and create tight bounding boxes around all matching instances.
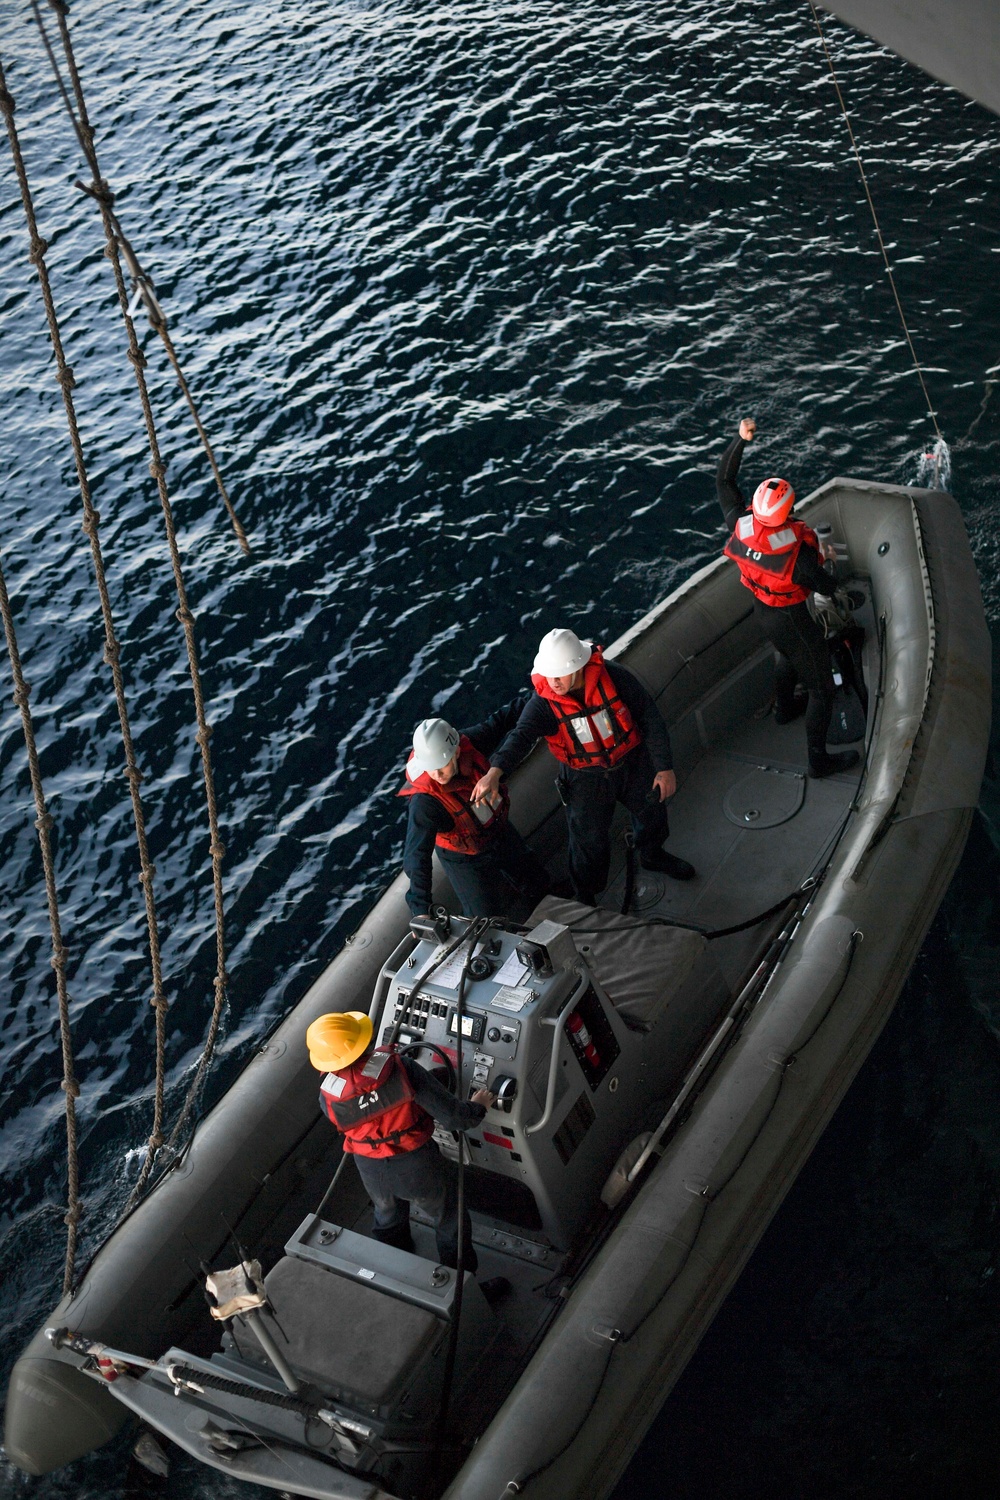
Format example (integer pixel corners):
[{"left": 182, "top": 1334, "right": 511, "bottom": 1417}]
[
  {"left": 408, "top": 718, "right": 460, "bottom": 776},
  {"left": 533, "top": 628, "right": 592, "bottom": 679}
]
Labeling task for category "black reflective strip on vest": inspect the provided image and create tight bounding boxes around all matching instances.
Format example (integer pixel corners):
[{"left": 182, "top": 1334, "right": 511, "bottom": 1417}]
[
  {"left": 726, "top": 535, "right": 797, "bottom": 574},
  {"left": 549, "top": 699, "right": 608, "bottom": 766},
  {"left": 329, "top": 1064, "right": 412, "bottom": 1130},
  {"left": 353, "top": 1119, "right": 428, "bottom": 1149},
  {"left": 453, "top": 791, "right": 500, "bottom": 837},
  {"left": 595, "top": 675, "right": 632, "bottom": 748},
  {"left": 550, "top": 675, "right": 634, "bottom": 767}
]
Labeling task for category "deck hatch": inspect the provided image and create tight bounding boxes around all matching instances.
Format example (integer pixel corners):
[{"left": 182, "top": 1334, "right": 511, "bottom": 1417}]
[{"left": 723, "top": 765, "right": 805, "bottom": 829}]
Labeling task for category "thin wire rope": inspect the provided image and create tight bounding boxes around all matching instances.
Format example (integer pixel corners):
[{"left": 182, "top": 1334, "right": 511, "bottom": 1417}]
[
  {"left": 807, "top": 0, "right": 944, "bottom": 445},
  {"left": 37, "top": 1, "right": 230, "bottom": 1157},
  {"left": 28, "top": 0, "right": 250, "bottom": 555},
  {"left": 0, "top": 556, "right": 80, "bottom": 1293},
  {"left": 0, "top": 59, "right": 169, "bottom": 1207},
  {"left": 961, "top": 361, "right": 999, "bottom": 442}
]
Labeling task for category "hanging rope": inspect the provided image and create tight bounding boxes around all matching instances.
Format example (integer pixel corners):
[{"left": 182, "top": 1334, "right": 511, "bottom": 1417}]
[
  {"left": 33, "top": 2, "right": 231, "bottom": 1160},
  {"left": 28, "top": 0, "right": 250, "bottom": 556},
  {"left": 806, "top": 1, "right": 945, "bottom": 455},
  {"left": 0, "top": 557, "right": 81, "bottom": 1293},
  {"left": 0, "top": 59, "right": 170, "bottom": 1206},
  {"left": 961, "top": 360, "right": 1000, "bottom": 442}
]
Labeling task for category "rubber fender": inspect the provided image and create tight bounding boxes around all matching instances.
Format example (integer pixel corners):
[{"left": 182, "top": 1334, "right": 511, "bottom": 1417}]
[
  {"left": 4, "top": 1350, "right": 128, "bottom": 1475},
  {"left": 755, "top": 913, "right": 860, "bottom": 1058}
]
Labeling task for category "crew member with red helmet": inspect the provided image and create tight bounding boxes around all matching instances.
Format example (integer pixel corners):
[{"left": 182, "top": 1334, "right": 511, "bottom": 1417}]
[
  {"left": 719, "top": 417, "right": 859, "bottom": 779},
  {"left": 306, "top": 1011, "right": 506, "bottom": 1295},
  {"left": 470, "top": 628, "right": 695, "bottom": 907},
  {"left": 400, "top": 692, "right": 550, "bottom": 920}
]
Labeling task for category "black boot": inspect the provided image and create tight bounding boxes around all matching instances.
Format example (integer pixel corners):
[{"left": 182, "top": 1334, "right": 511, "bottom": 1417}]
[
  {"left": 808, "top": 748, "right": 859, "bottom": 779},
  {"left": 640, "top": 848, "right": 696, "bottom": 881},
  {"left": 479, "top": 1276, "right": 512, "bottom": 1307},
  {"left": 774, "top": 696, "right": 806, "bottom": 726}
]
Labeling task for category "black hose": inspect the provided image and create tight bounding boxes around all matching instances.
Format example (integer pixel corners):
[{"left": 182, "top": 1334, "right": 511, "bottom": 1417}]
[
  {"left": 620, "top": 833, "right": 636, "bottom": 916},
  {"left": 569, "top": 887, "right": 804, "bottom": 942},
  {"left": 388, "top": 916, "right": 470, "bottom": 1050},
  {"left": 430, "top": 917, "right": 488, "bottom": 1476},
  {"left": 397, "top": 1040, "right": 457, "bottom": 1095},
  {"left": 313, "top": 1148, "right": 350, "bottom": 1221}
]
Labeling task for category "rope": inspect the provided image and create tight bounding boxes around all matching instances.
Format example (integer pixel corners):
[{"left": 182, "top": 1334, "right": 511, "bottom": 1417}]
[
  {"left": 0, "top": 60, "right": 171, "bottom": 1208},
  {"left": 28, "top": 0, "right": 250, "bottom": 556},
  {"left": 157, "top": 321, "right": 251, "bottom": 554},
  {"left": 34, "top": 2, "right": 231, "bottom": 1157},
  {"left": 806, "top": 1, "right": 944, "bottom": 447},
  {"left": 961, "top": 359, "right": 1000, "bottom": 442},
  {"left": 0, "top": 557, "right": 81, "bottom": 1293}
]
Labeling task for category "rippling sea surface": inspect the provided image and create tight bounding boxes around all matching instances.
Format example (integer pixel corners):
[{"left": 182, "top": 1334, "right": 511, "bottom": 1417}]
[{"left": 2, "top": 1, "right": 1000, "bottom": 1495}]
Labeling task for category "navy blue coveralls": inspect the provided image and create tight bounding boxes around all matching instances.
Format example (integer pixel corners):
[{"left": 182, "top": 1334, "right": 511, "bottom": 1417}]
[
  {"left": 488, "top": 665, "right": 674, "bottom": 903},
  {"left": 356, "top": 1055, "right": 486, "bottom": 1271},
  {"left": 402, "top": 693, "right": 549, "bottom": 919},
  {"left": 717, "top": 434, "right": 840, "bottom": 767}
]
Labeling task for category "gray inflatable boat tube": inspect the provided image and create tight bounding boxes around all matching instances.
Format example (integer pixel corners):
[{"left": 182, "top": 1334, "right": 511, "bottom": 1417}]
[{"left": 3, "top": 481, "right": 990, "bottom": 1499}]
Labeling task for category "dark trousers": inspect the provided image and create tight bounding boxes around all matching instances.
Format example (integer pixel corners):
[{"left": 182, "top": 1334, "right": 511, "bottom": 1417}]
[
  {"left": 354, "top": 1140, "right": 477, "bottom": 1273},
  {"left": 438, "top": 820, "right": 548, "bottom": 919},
  {"left": 561, "top": 743, "right": 669, "bottom": 902},
  {"left": 754, "top": 598, "right": 834, "bottom": 763}
]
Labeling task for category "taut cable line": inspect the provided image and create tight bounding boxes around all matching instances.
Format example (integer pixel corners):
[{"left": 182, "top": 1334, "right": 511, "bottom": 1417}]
[
  {"left": 806, "top": 1, "right": 946, "bottom": 458},
  {"left": 28, "top": 0, "right": 251, "bottom": 556},
  {"left": 0, "top": 57, "right": 169, "bottom": 1207},
  {"left": 0, "top": 555, "right": 81, "bottom": 1294},
  {"left": 35, "top": 1, "right": 231, "bottom": 1159}
]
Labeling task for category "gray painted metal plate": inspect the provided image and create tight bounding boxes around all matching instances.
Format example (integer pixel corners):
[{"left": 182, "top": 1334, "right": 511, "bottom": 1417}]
[{"left": 723, "top": 766, "right": 805, "bottom": 829}]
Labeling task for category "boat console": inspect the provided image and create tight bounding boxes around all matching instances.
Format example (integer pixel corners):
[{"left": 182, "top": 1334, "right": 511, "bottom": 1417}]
[
  {"left": 85, "top": 908, "right": 731, "bottom": 1495},
  {"left": 373, "top": 912, "right": 673, "bottom": 1249}
]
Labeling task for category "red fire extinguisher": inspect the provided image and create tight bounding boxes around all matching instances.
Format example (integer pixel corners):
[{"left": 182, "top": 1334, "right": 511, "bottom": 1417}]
[{"left": 567, "top": 1010, "right": 600, "bottom": 1069}]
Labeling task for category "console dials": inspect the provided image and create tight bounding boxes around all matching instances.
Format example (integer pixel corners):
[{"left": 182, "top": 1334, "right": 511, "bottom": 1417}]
[
  {"left": 493, "top": 1075, "right": 517, "bottom": 1113},
  {"left": 484, "top": 1017, "right": 521, "bottom": 1058}
]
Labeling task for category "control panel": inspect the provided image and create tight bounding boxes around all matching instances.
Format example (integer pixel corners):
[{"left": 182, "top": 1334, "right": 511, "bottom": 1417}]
[{"left": 370, "top": 915, "right": 656, "bottom": 1250}]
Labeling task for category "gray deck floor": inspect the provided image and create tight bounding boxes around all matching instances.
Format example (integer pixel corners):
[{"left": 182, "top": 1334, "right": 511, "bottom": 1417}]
[
  {"left": 599, "top": 712, "right": 863, "bottom": 989},
  {"left": 606, "top": 720, "right": 860, "bottom": 924}
]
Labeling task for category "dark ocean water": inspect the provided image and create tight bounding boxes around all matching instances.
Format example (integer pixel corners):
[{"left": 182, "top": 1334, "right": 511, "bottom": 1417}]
[{"left": 1, "top": 1, "right": 999, "bottom": 1496}]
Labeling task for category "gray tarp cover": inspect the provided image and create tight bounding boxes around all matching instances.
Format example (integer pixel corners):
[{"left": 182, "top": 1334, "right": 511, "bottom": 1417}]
[{"left": 528, "top": 897, "right": 706, "bottom": 1030}]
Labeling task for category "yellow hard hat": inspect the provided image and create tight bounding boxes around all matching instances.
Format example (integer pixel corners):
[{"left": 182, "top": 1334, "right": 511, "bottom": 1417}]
[{"left": 306, "top": 1011, "right": 374, "bottom": 1072}]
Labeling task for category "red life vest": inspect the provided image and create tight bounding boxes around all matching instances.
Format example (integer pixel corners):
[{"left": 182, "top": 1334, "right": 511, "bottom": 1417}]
[
  {"left": 398, "top": 735, "right": 509, "bottom": 857},
  {"left": 723, "top": 513, "right": 820, "bottom": 607},
  {"left": 531, "top": 646, "right": 642, "bottom": 771},
  {"left": 319, "top": 1049, "right": 434, "bottom": 1159}
]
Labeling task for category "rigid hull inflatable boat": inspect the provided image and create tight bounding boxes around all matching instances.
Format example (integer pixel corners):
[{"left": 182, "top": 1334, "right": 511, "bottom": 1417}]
[{"left": 5, "top": 477, "right": 989, "bottom": 1499}]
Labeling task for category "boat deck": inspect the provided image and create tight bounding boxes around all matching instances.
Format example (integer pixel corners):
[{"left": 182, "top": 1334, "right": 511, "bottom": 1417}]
[
  {"left": 600, "top": 715, "right": 863, "bottom": 989},
  {"left": 587, "top": 581, "right": 875, "bottom": 990},
  {"left": 248, "top": 585, "right": 876, "bottom": 1436}
]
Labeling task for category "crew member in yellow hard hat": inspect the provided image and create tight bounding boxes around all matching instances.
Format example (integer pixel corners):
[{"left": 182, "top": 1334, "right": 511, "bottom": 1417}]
[
  {"left": 471, "top": 628, "right": 694, "bottom": 906},
  {"left": 400, "top": 692, "right": 550, "bottom": 920},
  {"left": 307, "top": 1011, "right": 505, "bottom": 1291}
]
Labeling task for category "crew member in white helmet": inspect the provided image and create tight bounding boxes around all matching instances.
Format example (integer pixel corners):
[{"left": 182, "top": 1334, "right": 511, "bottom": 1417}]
[
  {"left": 399, "top": 694, "right": 550, "bottom": 920},
  {"left": 471, "top": 630, "right": 695, "bottom": 907}
]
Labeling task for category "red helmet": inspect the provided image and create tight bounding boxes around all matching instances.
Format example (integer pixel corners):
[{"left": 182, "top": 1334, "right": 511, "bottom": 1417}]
[{"left": 751, "top": 477, "right": 795, "bottom": 527}]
